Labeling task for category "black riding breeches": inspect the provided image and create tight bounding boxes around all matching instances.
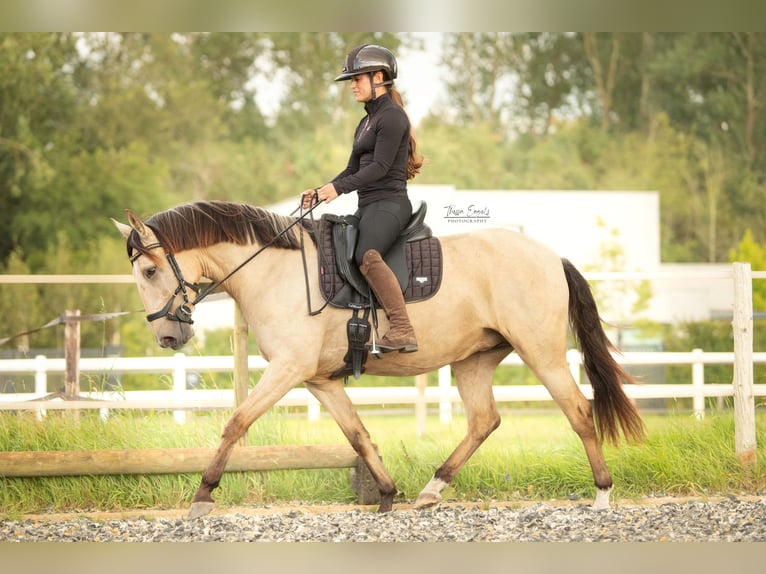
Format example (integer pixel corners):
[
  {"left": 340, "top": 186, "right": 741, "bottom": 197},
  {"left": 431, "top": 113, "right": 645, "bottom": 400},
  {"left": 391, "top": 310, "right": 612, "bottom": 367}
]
[{"left": 354, "top": 197, "right": 412, "bottom": 266}]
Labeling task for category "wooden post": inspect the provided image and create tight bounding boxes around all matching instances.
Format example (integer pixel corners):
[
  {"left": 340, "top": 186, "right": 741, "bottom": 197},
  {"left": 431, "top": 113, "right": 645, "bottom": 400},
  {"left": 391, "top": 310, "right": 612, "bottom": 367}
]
[
  {"left": 349, "top": 448, "right": 381, "bottom": 505},
  {"left": 64, "top": 309, "right": 81, "bottom": 398},
  {"left": 415, "top": 373, "right": 428, "bottom": 437},
  {"left": 233, "top": 303, "right": 250, "bottom": 446},
  {"left": 732, "top": 262, "right": 756, "bottom": 466}
]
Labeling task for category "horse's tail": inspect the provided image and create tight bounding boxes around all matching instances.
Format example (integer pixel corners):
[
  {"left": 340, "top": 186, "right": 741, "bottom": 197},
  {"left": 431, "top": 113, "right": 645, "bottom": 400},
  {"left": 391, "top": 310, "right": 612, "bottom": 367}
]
[{"left": 562, "top": 258, "right": 646, "bottom": 446}]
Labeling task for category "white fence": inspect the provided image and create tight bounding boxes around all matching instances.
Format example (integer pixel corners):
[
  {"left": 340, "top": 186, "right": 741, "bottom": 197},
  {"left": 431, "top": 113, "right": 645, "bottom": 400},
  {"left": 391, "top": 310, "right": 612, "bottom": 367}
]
[
  {"left": 0, "top": 263, "right": 764, "bottom": 458},
  {"left": 1, "top": 350, "right": 765, "bottom": 424}
]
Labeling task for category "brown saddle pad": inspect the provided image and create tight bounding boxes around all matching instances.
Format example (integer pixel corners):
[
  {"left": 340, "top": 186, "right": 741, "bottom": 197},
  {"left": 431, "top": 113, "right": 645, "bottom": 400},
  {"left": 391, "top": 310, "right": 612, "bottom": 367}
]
[{"left": 317, "top": 217, "right": 443, "bottom": 308}]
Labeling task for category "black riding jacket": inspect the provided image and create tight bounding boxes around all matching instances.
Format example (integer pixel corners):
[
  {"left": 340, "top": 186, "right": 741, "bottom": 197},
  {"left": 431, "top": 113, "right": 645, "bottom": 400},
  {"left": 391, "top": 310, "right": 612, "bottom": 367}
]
[{"left": 331, "top": 93, "right": 410, "bottom": 207}]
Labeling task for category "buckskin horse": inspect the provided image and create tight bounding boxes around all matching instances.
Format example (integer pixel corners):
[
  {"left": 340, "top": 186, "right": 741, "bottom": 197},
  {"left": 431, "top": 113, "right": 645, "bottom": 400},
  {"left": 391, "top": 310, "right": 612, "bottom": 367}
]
[{"left": 113, "top": 199, "right": 645, "bottom": 519}]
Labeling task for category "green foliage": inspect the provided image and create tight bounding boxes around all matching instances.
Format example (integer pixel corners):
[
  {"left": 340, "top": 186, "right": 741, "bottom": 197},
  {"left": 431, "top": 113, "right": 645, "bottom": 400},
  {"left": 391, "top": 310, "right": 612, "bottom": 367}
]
[
  {"left": 417, "top": 121, "right": 515, "bottom": 189},
  {"left": 662, "top": 320, "right": 735, "bottom": 388},
  {"left": 0, "top": 251, "right": 46, "bottom": 349},
  {"left": 662, "top": 317, "right": 766, "bottom": 388},
  {"left": 729, "top": 229, "right": 766, "bottom": 311}
]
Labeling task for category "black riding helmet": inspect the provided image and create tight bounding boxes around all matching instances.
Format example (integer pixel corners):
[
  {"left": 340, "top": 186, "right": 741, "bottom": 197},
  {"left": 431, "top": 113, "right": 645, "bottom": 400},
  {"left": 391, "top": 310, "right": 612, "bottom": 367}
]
[{"left": 335, "top": 44, "right": 397, "bottom": 100}]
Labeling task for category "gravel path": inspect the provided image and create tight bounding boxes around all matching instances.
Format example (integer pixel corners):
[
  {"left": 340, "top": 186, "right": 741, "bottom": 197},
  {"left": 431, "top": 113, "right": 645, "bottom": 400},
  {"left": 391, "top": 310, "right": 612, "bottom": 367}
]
[{"left": 3, "top": 497, "right": 766, "bottom": 542}]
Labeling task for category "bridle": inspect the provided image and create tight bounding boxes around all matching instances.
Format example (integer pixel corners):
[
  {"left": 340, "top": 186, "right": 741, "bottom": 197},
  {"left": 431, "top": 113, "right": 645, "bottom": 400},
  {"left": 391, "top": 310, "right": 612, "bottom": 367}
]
[
  {"left": 130, "top": 244, "right": 200, "bottom": 325},
  {"left": 129, "top": 195, "right": 326, "bottom": 326}
]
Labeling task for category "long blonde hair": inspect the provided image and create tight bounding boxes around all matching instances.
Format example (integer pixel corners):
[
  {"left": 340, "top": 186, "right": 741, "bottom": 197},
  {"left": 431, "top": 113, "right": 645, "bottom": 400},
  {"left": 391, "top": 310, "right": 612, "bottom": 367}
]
[{"left": 390, "top": 87, "right": 425, "bottom": 180}]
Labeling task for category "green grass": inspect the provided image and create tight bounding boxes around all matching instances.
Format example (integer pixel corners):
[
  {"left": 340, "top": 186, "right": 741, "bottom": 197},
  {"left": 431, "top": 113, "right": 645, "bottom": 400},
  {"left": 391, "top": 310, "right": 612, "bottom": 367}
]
[{"left": 1, "top": 408, "right": 765, "bottom": 516}]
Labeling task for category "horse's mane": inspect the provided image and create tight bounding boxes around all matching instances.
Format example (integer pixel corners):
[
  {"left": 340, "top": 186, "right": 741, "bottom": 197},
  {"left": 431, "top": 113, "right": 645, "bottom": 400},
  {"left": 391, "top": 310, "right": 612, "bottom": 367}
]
[{"left": 126, "top": 200, "right": 316, "bottom": 260}]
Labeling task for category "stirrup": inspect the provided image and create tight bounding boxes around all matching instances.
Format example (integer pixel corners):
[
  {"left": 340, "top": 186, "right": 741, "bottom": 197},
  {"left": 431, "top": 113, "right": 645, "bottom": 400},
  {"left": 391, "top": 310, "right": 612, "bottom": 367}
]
[
  {"left": 377, "top": 340, "right": 418, "bottom": 354},
  {"left": 367, "top": 294, "right": 384, "bottom": 359},
  {"left": 368, "top": 327, "right": 383, "bottom": 359}
]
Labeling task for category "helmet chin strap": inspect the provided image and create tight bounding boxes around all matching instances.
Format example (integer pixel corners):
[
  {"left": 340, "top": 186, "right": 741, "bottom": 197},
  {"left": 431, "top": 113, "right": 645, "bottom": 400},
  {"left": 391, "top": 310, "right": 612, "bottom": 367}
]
[
  {"left": 369, "top": 72, "right": 378, "bottom": 100},
  {"left": 368, "top": 72, "right": 393, "bottom": 101}
]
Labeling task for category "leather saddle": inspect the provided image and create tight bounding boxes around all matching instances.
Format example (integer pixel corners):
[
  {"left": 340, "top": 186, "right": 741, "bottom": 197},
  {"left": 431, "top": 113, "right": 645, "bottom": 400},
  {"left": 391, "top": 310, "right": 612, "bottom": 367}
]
[
  {"left": 315, "top": 201, "right": 443, "bottom": 382},
  {"left": 317, "top": 201, "right": 442, "bottom": 309}
]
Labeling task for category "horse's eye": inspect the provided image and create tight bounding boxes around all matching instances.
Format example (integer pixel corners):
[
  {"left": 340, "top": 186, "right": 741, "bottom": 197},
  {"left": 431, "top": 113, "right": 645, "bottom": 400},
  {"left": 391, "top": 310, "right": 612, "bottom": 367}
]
[{"left": 144, "top": 266, "right": 157, "bottom": 279}]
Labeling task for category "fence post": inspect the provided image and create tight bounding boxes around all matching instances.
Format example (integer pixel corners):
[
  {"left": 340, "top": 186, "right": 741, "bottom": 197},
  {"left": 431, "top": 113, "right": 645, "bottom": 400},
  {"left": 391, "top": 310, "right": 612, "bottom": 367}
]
[
  {"left": 438, "top": 365, "right": 452, "bottom": 424},
  {"left": 34, "top": 354, "right": 47, "bottom": 420},
  {"left": 415, "top": 373, "right": 428, "bottom": 437},
  {"left": 64, "top": 309, "right": 81, "bottom": 421},
  {"left": 233, "top": 303, "right": 250, "bottom": 443},
  {"left": 64, "top": 309, "right": 81, "bottom": 399},
  {"left": 691, "top": 348, "right": 705, "bottom": 420},
  {"left": 566, "top": 349, "right": 581, "bottom": 385},
  {"left": 307, "top": 395, "right": 321, "bottom": 422},
  {"left": 732, "top": 262, "right": 756, "bottom": 466},
  {"left": 173, "top": 352, "right": 187, "bottom": 424}
]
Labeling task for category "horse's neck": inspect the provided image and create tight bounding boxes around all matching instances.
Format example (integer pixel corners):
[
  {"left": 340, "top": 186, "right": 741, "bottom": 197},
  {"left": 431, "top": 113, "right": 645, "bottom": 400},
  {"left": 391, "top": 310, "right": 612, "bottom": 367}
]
[
  {"left": 202, "top": 242, "right": 322, "bottom": 360},
  {"left": 203, "top": 242, "right": 314, "bottom": 304}
]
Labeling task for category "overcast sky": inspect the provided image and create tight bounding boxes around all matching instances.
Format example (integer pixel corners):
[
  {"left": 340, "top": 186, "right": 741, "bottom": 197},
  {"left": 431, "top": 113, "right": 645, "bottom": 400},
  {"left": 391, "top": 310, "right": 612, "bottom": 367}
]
[{"left": 395, "top": 32, "right": 446, "bottom": 125}]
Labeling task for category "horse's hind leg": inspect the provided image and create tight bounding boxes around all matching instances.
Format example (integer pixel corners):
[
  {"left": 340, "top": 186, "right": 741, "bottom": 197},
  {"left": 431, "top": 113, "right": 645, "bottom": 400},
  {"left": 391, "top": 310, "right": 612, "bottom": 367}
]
[
  {"left": 414, "top": 348, "right": 507, "bottom": 509},
  {"left": 522, "top": 357, "right": 614, "bottom": 510},
  {"left": 304, "top": 380, "right": 398, "bottom": 512}
]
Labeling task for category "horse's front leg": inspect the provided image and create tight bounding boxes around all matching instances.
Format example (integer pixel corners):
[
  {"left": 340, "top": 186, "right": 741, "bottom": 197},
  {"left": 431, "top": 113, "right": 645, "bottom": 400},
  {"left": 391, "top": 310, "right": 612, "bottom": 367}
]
[
  {"left": 188, "top": 362, "right": 301, "bottom": 519},
  {"left": 304, "top": 380, "right": 397, "bottom": 512}
]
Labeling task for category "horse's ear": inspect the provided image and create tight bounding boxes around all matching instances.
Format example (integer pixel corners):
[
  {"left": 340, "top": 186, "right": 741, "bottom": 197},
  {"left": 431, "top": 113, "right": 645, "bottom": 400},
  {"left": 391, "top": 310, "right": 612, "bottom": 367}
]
[
  {"left": 123, "top": 209, "right": 157, "bottom": 243},
  {"left": 112, "top": 209, "right": 155, "bottom": 242},
  {"left": 111, "top": 218, "right": 132, "bottom": 239}
]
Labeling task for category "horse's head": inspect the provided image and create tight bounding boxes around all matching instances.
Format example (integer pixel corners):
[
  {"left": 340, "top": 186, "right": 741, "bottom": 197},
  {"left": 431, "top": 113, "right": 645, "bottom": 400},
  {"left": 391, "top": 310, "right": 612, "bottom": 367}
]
[{"left": 112, "top": 209, "right": 199, "bottom": 350}]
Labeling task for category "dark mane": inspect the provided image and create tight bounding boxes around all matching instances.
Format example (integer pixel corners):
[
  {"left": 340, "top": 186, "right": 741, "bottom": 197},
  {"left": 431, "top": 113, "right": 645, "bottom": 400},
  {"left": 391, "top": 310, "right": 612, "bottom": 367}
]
[{"left": 127, "top": 201, "right": 316, "bottom": 260}]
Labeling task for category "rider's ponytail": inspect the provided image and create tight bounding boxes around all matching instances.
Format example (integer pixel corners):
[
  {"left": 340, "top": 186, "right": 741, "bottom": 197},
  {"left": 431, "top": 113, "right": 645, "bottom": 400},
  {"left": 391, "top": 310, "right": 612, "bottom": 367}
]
[{"left": 389, "top": 88, "right": 424, "bottom": 180}]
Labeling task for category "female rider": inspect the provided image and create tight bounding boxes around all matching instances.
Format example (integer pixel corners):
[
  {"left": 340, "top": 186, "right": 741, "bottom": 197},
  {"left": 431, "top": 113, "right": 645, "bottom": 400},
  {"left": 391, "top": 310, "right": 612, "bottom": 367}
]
[{"left": 302, "top": 44, "right": 424, "bottom": 353}]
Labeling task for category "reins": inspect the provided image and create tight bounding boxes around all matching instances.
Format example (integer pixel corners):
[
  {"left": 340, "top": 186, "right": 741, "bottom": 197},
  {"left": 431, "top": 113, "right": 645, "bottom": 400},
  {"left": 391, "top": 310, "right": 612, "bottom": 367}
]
[
  {"left": 192, "top": 194, "right": 326, "bottom": 309},
  {"left": 298, "top": 194, "right": 333, "bottom": 316},
  {"left": 134, "top": 194, "right": 329, "bottom": 324}
]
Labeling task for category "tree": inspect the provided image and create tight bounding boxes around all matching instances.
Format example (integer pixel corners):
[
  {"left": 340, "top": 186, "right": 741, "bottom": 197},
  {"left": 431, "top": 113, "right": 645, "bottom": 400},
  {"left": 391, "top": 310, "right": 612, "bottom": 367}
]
[
  {"left": 0, "top": 33, "right": 80, "bottom": 266},
  {"left": 582, "top": 33, "right": 624, "bottom": 131},
  {"left": 0, "top": 250, "right": 47, "bottom": 352},
  {"left": 729, "top": 229, "right": 766, "bottom": 311},
  {"left": 651, "top": 33, "right": 766, "bottom": 176},
  {"left": 440, "top": 33, "right": 523, "bottom": 134},
  {"left": 513, "top": 33, "right": 585, "bottom": 136},
  {"left": 187, "top": 32, "right": 269, "bottom": 141}
]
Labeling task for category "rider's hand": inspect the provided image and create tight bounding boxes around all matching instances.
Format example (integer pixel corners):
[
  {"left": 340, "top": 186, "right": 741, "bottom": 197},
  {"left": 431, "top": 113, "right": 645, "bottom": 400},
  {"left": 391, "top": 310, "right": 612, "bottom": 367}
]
[
  {"left": 301, "top": 184, "right": 338, "bottom": 209},
  {"left": 315, "top": 183, "right": 339, "bottom": 204},
  {"left": 301, "top": 189, "right": 318, "bottom": 210}
]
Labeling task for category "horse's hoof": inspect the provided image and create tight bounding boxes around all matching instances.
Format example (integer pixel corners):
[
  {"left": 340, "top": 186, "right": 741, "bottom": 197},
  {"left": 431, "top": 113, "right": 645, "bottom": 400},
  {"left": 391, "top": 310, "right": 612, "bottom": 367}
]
[
  {"left": 413, "top": 492, "right": 441, "bottom": 510},
  {"left": 592, "top": 486, "right": 612, "bottom": 511},
  {"left": 187, "top": 501, "right": 215, "bottom": 520}
]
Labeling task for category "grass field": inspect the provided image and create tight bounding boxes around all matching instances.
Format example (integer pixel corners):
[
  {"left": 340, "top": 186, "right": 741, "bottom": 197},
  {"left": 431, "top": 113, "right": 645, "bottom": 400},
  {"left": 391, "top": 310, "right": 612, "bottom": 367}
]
[{"left": 1, "top": 407, "right": 765, "bottom": 516}]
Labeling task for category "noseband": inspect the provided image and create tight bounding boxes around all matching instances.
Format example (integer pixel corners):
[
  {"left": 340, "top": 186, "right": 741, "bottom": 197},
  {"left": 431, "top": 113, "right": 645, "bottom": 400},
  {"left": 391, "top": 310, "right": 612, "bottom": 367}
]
[{"left": 130, "top": 243, "right": 199, "bottom": 325}]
